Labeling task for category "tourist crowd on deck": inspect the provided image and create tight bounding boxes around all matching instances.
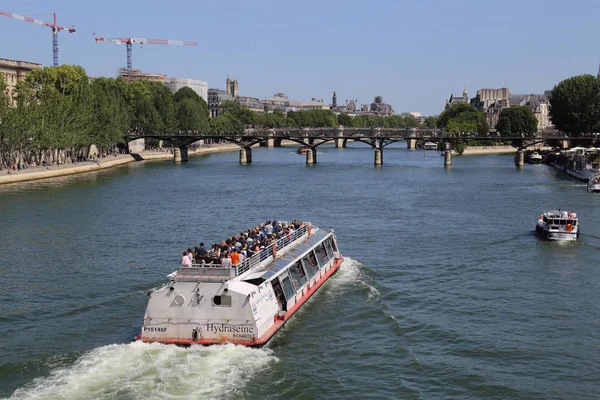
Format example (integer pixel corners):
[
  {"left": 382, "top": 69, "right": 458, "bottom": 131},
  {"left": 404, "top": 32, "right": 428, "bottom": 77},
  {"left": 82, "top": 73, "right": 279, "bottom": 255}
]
[{"left": 181, "top": 220, "right": 306, "bottom": 267}]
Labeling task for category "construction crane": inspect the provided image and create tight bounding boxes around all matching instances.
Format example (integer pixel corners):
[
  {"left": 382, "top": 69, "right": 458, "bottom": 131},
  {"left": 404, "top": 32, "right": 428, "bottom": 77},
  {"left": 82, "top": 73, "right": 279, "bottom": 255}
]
[
  {"left": 0, "top": 11, "right": 75, "bottom": 66},
  {"left": 94, "top": 37, "right": 199, "bottom": 70}
]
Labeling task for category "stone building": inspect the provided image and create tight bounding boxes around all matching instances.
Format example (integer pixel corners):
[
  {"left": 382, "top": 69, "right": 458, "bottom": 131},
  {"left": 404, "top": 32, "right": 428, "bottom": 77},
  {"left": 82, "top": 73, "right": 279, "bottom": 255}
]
[
  {"left": 235, "top": 96, "right": 265, "bottom": 113},
  {"left": 470, "top": 88, "right": 511, "bottom": 128},
  {"left": 509, "top": 93, "right": 553, "bottom": 130},
  {"left": 208, "top": 88, "right": 233, "bottom": 117},
  {"left": 0, "top": 58, "right": 42, "bottom": 103},
  {"left": 367, "top": 95, "right": 395, "bottom": 116},
  {"left": 226, "top": 75, "right": 239, "bottom": 98},
  {"left": 445, "top": 88, "right": 469, "bottom": 109},
  {"left": 164, "top": 77, "right": 208, "bottom": 102}
]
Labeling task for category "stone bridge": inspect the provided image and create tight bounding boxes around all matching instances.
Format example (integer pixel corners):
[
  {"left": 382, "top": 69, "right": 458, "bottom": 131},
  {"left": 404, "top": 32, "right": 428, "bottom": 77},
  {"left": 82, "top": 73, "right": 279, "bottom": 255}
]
[{"left": 126, "top": 127, "right": 572, "bottom": 166}]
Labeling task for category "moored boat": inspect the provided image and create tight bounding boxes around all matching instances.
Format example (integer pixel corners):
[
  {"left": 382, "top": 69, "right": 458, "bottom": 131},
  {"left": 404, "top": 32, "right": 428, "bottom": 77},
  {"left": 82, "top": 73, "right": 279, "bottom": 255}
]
[
  {"left": 527, "top": 151, "right": 543, "bottom": 163},
  {"left": 564, "top": 147, "right": 600, "bottom": 181},
  {"left": 588, "top": 172, "right": 600, "bottom": 192},
  {"left": 297, "top": 146, "right": 308, "bottom": 154},
  {"left": 535, "top": 210, "right": 580, "bottom": 241},
  {"left": 139, "top": 221, "right": 343, "bottom": 347}
]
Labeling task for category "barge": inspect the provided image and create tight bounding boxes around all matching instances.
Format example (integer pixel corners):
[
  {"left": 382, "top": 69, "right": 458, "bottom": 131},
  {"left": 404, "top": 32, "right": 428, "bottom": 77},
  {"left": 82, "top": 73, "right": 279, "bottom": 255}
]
[{"left": 140, "top": 222, "right": 343, "bottom": 346}]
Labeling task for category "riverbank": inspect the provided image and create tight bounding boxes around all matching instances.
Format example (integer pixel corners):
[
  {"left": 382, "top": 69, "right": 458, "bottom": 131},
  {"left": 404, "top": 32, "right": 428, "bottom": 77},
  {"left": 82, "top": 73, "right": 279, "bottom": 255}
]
[{"left": 0, "top": 143, "right": 240, "bottom": 185}]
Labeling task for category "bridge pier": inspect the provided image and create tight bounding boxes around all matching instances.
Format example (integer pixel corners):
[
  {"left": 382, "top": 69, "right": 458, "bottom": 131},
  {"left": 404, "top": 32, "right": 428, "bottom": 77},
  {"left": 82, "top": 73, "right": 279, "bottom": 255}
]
[
  {"left": 246, "top": 147, "right": 252, "bottom": 163},
  {"left": 407, "top": 139, "right": 417, "bottom": 150},
  {"left": 374, "top": 149, "right": 383, "bottom": 166},
  {"left": 173, "top": 146, "right": 188, "bottom": 163},
  {"left": 239, "top": 147, "right": 250, "bottom": 164},
  {"left": 444, "top": 150, "right": 452, "bottom": 167},
  {"left": 128, "top": 138, "right": 145, "bottom": 153},
  {"left": 306, "top": 148, "right": 317, "bottom": 165},
  {"left": 335, "top": 126, "right": 345, "bottom": 148},
  {"left": 515, "top": 150, "right": 524, "bottom": 167},
  {"left": 259, "top": 138, "right": 274, "bottom": 148}
]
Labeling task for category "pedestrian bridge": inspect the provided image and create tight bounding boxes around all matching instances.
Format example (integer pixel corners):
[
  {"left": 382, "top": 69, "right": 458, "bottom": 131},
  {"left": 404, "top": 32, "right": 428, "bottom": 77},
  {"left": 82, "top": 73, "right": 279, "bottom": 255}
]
[{"left": 125, "top": 127, "right": 570, "bottom": 166}]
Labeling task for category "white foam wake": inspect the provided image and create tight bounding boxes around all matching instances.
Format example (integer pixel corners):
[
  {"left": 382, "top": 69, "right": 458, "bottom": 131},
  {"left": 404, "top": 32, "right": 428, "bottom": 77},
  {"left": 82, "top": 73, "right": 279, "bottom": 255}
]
[
  {"left": 10, "top": 342, "right": 277, "bottom": 400},
  {"left": 330, "top": 257, "right": 380, "bottom": 299}
]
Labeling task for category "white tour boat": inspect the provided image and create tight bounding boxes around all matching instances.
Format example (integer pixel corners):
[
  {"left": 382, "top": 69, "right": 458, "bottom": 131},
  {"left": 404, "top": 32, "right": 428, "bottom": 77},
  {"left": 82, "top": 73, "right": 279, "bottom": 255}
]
[
  {"left": 139, "top": 222, "right": 343, "bottom": 347},
  {"left": 564, "top": 147, "right": 600, "bottom": 181},
  {"left": 422, "top": 142, "right": 438, "bottom": 150},
  {"left": 527, "top": 151, "right": 543, "bottom": 163},
  {"left": 588, "top": 172, "right": 600, "bottom": 192},
  {"left": 535, "top": 210, "right": 580, "bottom": 241}
]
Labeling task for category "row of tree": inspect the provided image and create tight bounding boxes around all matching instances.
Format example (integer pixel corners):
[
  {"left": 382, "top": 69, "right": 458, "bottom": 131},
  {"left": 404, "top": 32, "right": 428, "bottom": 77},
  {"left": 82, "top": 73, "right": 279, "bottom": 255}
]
[{"left": 0, "top": 65, "right": 211, "bottom": 167}]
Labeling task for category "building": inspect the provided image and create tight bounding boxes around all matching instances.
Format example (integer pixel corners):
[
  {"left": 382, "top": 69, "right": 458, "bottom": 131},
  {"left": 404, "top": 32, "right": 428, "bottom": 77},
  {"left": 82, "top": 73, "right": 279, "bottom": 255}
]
[
  {"left": 262, "top": 93, "right": 329, "bottom": 111},
  {"left": 164, "top": 78, "right": 208, "bottom": 102},
  {"left": 367, "top": 95, "right": 395, "bottom": 116},
  {"left": 509, "top": 93, "right": 553, "bottom": 130},
  {"left": 470, "top": 88, "right": 511, "bottom": 128},
  {"left": 400, "top": 112, "right": 426, "bottom": 124},
  {"left": 208, "top": 88, "right": 233, "bottom": 117},
  {"left": 226, "top": 75, "right": 239, "bottom": 98},
  {"left": 119, "top": 68, "right": 168, "bottom": 83},
  {"left": 235, "top": 96, "right": 264, "bottom": 113},
  {"left": 0, "top": 58, "right": 42, "bottom": 103},
  {"left": 445, "top": 88, "right": 469, "bottom": 109}
]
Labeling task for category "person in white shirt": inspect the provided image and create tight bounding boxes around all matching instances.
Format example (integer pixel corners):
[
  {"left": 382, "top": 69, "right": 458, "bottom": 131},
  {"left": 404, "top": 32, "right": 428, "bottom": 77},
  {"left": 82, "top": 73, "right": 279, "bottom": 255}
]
[
  {"left": 181, "top": 251, "right": 192, "bottom": 267},
  {"left": 221, "top": 252, "right": 232, "bottom": 268}
]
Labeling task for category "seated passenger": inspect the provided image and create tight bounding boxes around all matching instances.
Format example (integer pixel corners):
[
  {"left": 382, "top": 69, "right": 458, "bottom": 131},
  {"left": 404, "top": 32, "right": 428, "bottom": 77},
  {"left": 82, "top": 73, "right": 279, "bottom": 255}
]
[
  {"left": 221, "top": 252, "right": 232, "bottom": 268},
  {"left": 181, "top": 251, "right": 192, "bottom": 267}
]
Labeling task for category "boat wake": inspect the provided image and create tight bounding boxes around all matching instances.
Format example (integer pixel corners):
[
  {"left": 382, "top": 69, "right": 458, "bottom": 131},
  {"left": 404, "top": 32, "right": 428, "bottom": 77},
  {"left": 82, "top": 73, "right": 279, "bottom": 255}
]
[
  {"left": 331, "top": 257, "right": 380, "bottom": 300},
  {"left": 9, "top": 342, "right": 277, "bottom": 400}
]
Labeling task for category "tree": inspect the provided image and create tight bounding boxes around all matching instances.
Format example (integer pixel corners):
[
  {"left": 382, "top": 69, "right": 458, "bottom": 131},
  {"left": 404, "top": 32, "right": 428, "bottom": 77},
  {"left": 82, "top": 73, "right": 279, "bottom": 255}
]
[
  {"left": 549, "top": 74, "right": 600, "bottom": 136},
  {"left": 437, "top": 103, "right": 488, "bottom": 135},
  {"left": 337, "top": 113, "right": 353, "bottom": 127},
  {"left": 173, "top": 87, "right": 209, "bottom": 132},
  {"left": 423, "top": 116, "right": 438, "bottom": 128},
  {"left": 496, "top": 106, "right": 538, "bottom": 136}
]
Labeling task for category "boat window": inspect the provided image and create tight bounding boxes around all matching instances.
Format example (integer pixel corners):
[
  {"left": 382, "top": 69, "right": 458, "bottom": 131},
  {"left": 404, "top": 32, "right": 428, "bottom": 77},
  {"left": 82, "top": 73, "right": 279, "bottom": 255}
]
[
  {"left": 330, "top": 237, "right": 338, "bottom": 252},
  {"left": 288, "top": 261, "right": 308, "bottom": 290},
  {"left": 571, "top": 221, "right": 577, "bottom": 226},
  {"left": 280, "top": 276, "right": 295, "bottom": 301},
  {"left": 307, "top": 252, "right": 319, "bottom": 274},
  {"left": 212, "top": 295, "right": 232, "bottom": 307},
  {"left": 314, "top": 243, "right": 329, "bottom": 267},
  {"left": 301, "top": 255, "right": 318, "bottom": 278},
  {"left": 324, "top": 238, "right": 335, "bottom": 259},
  {"left": 559, "top": 219, "right": 566, "bottom": 225}
]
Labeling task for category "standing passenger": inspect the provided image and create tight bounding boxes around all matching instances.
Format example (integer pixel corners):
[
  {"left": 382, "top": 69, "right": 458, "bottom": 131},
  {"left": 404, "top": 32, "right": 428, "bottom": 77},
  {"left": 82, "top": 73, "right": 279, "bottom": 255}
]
[{"left": 182, "top": 251, "right": 192, "bottom": 267}]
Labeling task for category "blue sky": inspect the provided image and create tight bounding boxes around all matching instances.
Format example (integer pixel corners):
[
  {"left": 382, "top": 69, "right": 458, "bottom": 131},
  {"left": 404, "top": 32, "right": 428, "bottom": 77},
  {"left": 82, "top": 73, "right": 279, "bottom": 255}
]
[{"left": 1, "top": 0, "right": 598, "bottom": 115}]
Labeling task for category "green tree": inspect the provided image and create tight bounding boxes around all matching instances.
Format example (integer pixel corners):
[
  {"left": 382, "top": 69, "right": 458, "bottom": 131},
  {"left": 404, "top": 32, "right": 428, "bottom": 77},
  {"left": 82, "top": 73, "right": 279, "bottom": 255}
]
[
  {"left": 438, "top": 103, "right": 488, "bottom": 135},
  {"left": 173, "top": 87, "right": 209, "bottom": 132},
  {"left": 338, "top": 113, "right": 353, "bottom": 127},
  {"left": 423, "top": 116, "right": 438, "bottom": 128},
  {"left": 495, "top": 106, "right": 538, "bottom": 136},
  {"left": 549, "top": 74, "right": 600, "bottom": 136}
]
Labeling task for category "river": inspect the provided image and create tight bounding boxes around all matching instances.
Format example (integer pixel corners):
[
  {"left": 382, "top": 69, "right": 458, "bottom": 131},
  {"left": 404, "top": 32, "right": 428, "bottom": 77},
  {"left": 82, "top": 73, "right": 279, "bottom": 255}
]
[{"left": 1, "top": 144, "right": 599, "bottom": 399}]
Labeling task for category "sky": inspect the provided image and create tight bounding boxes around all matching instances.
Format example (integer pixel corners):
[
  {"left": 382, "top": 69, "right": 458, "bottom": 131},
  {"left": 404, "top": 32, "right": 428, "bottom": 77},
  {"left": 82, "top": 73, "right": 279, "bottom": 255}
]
[{"left": 1, "top": 0, "right": 599, "bottom": 115}]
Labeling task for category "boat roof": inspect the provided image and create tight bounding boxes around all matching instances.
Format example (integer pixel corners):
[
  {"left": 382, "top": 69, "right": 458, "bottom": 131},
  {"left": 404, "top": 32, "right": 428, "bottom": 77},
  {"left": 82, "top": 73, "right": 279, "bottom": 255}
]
[
  {"left": 543, "top": 210, "right": 577, "bottom": 218},
  {"left": 244, "top": 228, "right": 332, "bottom": 281}
]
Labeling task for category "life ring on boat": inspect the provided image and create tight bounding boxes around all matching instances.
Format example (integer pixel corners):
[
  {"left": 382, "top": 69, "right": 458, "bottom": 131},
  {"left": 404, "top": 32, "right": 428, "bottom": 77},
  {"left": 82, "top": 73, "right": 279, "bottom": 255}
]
[
  {"left": 566, "top": 224, "right": 573, "bottom": 232},
  {"left": 272, "top": 246, "right": 277, "bottom": 258}
]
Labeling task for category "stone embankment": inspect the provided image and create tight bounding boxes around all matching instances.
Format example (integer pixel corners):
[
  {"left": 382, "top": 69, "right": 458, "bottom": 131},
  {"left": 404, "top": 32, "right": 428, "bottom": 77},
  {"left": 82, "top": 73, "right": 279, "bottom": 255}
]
[{"left": 0, "top": 144, "right": 240, "bottom": 185}]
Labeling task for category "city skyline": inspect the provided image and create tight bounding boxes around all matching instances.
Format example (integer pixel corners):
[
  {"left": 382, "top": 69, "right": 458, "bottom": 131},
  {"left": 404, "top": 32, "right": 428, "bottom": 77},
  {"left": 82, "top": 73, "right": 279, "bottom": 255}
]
[{"left": 0, "top": 0, "right": 598, "bottom": 115}]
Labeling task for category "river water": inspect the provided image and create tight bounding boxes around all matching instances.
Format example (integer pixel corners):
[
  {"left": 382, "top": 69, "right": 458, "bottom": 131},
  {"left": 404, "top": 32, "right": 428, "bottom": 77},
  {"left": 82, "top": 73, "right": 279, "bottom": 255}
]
[{"left": 1, "top": 144, "right": 599, "bottom": 399}]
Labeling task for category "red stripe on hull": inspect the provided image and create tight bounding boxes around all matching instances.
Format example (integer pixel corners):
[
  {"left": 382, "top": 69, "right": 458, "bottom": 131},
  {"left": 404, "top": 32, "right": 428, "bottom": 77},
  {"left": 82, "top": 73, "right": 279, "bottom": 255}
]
[{"left": 141, "top": 256, "right": 344, "bottom": 347}]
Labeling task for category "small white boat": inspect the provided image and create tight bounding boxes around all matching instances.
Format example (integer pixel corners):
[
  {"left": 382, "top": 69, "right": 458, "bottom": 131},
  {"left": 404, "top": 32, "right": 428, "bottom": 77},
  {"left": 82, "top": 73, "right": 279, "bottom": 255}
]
[
  {"left": 535, "top": 210, "right": 580, "bottom": 241},
  {"left": 588, "top": 172, "right": 600, "bottom": 192},
  {"left": 422, "top": 142, "right": 438, "bottom": 150},
  {"left": 565, "top": 147, "right": 600, "bottom": 181},
  {"left": 527, "top": 151, "right": 543, "bottom": 163}
]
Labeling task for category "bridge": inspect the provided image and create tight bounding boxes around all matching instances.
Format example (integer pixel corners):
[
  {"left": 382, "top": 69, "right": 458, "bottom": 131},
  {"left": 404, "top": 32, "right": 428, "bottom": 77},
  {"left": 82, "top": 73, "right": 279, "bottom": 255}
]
[{"left": 125, "top": 127, "right": 573, "bottom": 166}]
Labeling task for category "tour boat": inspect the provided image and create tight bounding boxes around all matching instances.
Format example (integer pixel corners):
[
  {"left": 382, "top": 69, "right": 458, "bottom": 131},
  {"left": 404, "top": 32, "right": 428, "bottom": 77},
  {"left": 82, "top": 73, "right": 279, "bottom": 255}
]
[
  {"left": 535, "top": 210, "right": 580, "bottom": 241},
  {"left": 588, "top": 172, "right": 600, "bottom": 192},
  {"left": 139, "top": 222, "right": 343, "bottom": 347},
  {"left": 422, "top": 142, "right": 438, "bottom": 150},
  {"left": 527, "top": 151, "right": 543, "bottom": 163},
  {"left": 564, "top": 147, "right": 600, "bottom": 181}
]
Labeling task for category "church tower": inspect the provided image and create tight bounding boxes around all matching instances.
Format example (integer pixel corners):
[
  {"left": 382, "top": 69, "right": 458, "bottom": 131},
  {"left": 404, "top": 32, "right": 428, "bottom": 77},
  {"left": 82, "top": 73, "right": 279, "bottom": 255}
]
[{"left": 332, "top": 91, "right": 337, "bottom": 108}]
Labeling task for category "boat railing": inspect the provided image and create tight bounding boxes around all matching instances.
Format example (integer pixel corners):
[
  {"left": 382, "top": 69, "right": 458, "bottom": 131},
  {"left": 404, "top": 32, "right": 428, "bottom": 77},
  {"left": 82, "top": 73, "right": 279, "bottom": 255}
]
[
  {"left": 235, "top": 223, "right": 310, "bottom": 276},
  {"left": 182, "top": 223, "right": 311, "bottom": 278}
]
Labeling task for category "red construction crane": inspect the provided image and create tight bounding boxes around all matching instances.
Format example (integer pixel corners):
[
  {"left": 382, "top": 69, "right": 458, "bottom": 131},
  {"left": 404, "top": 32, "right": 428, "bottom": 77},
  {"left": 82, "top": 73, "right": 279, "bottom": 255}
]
[
  {"left": 94, "top": 36, "right": 199, "bottom": 70},
  {"left": 0, "top": 11, "right": 75, "bottom": 66}
]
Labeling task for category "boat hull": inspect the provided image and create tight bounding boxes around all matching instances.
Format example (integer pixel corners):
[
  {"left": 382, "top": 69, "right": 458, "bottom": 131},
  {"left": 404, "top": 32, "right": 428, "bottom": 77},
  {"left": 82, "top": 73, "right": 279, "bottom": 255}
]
[
  {"left": 141, "top": 255, "right": 344, "bottom": 347},
  {"left": 536, "top": 224, "right": 579, "bottom": 241}
]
